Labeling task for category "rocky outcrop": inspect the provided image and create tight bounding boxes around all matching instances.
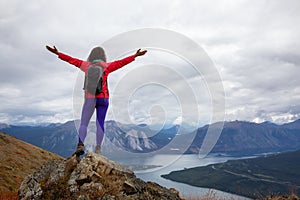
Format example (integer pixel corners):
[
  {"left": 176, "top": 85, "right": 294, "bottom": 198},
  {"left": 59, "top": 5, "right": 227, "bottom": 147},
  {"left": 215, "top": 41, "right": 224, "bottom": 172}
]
[{"left": 19, "top": 153, "right": 182, "bottom": 200}]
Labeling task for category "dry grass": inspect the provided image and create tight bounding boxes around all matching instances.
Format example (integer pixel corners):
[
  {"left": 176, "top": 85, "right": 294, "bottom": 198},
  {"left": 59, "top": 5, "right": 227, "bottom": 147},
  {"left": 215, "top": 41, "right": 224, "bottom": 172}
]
[
  {"left": 0, "top": 132, "right": 62, "bottom": 198},
  {"left": 0, "top": 191, "right": 18, "bottom": 200},
  {"left": 262, "top": 193, "right": 300, "bottom": 200}
]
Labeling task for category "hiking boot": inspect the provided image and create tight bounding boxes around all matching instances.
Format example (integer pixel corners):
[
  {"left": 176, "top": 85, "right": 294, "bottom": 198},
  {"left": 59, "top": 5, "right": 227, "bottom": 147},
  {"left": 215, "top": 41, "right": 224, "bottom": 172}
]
[
  {"left": 94, "top": 145, "right": 101, "bottom": 154},
  {"left": 73, "top": 142, "right": 84, "bottom": 156}
]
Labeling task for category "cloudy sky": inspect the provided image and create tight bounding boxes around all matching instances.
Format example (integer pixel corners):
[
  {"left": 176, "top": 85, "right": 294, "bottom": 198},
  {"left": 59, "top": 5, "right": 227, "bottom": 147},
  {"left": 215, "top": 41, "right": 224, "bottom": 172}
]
[{"left": 0, "top": 0, "right": 299, "bottom": 126}]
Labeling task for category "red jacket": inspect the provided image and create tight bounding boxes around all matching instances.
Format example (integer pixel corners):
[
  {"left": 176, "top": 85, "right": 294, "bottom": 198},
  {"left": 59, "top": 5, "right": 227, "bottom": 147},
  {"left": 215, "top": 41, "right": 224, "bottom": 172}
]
[{"left": 58, "top": 52, "right": 135, "bottom": 98}]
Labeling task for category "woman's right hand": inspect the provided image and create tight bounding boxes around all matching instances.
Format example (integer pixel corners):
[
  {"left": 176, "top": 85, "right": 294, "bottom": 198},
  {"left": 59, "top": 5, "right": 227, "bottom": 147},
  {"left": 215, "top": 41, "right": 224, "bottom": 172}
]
[{"left": 46, "top": 45, "right": 59, "bottom": 55}]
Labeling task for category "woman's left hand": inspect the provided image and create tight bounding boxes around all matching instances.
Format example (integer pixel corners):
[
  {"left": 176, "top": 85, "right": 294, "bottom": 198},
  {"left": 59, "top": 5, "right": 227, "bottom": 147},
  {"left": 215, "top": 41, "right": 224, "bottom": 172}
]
[{"left": 134, "top": 49, "right": 147, "bottom": 57}]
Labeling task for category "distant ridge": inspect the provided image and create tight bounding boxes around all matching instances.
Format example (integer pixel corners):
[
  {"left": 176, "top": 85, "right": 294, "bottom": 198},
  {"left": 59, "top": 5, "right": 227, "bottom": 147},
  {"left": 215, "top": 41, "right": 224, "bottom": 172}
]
[{"left": 186, "top": 119, "right": 300, "bottom": 155}]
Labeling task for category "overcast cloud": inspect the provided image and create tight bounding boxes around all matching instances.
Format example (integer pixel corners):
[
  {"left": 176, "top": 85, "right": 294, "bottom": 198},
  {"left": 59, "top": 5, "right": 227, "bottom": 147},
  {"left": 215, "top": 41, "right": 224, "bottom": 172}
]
[{"left": 0, "top": 0, "right": 299, "bottom": 126}]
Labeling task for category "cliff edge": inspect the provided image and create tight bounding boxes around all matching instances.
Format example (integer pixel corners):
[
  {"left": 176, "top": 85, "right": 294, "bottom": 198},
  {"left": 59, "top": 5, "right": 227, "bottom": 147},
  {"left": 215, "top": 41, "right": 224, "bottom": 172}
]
[{"left": 19, "top": 152, "right": 182, "bottom": 200}]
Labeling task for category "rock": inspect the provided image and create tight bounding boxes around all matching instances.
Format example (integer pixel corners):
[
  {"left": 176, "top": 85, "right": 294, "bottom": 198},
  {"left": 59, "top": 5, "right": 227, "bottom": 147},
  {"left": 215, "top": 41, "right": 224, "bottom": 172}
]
[
  {"left": 123, "top": 181, "right": 137, "bottom": 195},
  {"left": 18, "top": 175, "right": 43, "bottom": 200},
  {"left": 19, "top": 152, "right": 183, "bottom": 200},
  {"left": 77, "top": 194, "right": 90, "bottom": 200}
]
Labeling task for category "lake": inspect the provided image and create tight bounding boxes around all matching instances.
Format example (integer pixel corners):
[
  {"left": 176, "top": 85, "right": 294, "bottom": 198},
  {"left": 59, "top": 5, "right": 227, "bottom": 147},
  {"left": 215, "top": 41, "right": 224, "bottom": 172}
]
[{"left": 109, "top": 153, "right": 253, "bottom": 199}]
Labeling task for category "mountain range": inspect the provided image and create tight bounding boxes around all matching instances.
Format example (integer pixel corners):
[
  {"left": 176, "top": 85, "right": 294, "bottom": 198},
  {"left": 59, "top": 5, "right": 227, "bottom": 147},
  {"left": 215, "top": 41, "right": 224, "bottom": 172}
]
[
  {"left": 186, "top": 119, "right": 300, "bottom": 155},
  {"left": 1, "top": 119, "right": 300, "bottom": 157},
  {"left": 0, "top": 120, "right": 181, "bottom": 157}
]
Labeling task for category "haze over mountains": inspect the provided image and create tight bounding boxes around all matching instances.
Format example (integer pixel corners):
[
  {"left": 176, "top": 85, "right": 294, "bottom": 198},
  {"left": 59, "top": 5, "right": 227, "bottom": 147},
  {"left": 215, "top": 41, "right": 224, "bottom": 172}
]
[{"left": 1, "top": 119, "right": 300, "bottom": 158}]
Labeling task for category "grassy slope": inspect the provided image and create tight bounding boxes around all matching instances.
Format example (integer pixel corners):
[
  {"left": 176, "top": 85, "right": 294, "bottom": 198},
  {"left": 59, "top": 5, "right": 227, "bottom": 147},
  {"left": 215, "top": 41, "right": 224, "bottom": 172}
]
[
  {"left": 162, "top": 150, "right": 300, "bottom": 199},
  {"left": 0, "top": 132, "right": 62, "bottom": 196}
]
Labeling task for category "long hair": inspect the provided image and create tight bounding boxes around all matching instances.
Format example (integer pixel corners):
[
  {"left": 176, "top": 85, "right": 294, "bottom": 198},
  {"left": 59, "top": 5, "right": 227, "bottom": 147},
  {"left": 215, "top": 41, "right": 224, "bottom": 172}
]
[{"left": 87, "top": 47, "right": 107, "bottom": 62}]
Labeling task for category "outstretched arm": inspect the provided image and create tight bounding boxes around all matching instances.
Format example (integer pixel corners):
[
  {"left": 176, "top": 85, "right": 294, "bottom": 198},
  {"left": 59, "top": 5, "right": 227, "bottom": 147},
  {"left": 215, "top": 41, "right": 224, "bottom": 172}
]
[
  {"left": 106, "top": 49, "right": 147, "bottom": 73},
  {"left": 45, "top": 45, "right": 85, "bottom": 69}
]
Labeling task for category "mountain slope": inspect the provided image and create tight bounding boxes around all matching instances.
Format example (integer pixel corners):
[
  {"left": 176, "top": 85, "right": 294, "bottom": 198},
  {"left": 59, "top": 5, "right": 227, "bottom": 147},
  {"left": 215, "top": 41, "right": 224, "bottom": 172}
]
[
  {"left": 0, "top": 132, "right": 62, "bottom": 197},
  {"left": 0, "top": 121, "right": 78, "bottom": 157},
  {"left": 162, "top": 149, "right": 300, "bottom": 199}
]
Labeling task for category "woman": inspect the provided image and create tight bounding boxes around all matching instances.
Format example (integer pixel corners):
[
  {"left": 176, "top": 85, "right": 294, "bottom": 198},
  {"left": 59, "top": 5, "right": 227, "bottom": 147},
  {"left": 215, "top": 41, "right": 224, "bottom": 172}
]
[{"left": 46, "top": 45, "right": 147, "bottom": 156}]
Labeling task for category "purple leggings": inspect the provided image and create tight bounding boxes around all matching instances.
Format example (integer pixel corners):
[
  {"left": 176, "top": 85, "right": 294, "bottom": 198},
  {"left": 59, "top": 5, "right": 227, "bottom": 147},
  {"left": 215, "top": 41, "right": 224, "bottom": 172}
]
[{"left": 78, "top": 98, "right": 109, "bottom": 145}]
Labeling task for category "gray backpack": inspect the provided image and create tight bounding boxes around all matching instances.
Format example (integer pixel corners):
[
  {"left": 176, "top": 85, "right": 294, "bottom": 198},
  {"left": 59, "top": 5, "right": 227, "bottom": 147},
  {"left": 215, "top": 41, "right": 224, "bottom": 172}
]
[{"left": 84, "top": 60, "right": 104, "bottom": 95}]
